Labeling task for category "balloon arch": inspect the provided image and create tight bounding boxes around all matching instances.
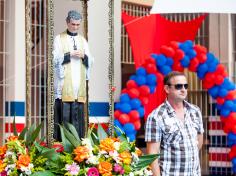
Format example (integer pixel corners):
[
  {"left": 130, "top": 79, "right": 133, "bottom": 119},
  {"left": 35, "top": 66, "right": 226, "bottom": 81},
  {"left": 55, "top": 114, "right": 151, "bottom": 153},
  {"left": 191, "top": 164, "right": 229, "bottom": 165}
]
[{"left": 114, "top": 40, "right": 236, "bottom": 171}]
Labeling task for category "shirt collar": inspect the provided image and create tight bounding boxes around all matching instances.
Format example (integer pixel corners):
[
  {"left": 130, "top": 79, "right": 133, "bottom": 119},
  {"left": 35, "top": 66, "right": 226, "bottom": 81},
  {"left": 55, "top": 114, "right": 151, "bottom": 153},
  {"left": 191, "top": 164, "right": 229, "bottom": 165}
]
[
  {"left": 67, "top": 29, "right": 77, "bottom": 36},
  {"left": 164, "top": 99, "right": 192, "bottom": 114}
]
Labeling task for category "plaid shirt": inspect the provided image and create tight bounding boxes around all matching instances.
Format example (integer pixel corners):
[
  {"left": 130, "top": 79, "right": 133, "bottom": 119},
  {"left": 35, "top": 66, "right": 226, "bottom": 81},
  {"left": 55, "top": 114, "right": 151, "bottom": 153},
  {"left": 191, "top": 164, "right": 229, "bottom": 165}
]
[{"left": 145, "top": 100, "right": 204, "bottom": 176}]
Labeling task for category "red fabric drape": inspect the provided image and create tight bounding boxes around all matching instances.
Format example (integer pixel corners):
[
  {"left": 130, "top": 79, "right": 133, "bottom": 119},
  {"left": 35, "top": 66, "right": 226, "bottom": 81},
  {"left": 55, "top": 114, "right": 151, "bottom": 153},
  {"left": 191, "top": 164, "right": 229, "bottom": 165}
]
[{"left": 122, "top": 12, "right": 206, "bottom": 118}]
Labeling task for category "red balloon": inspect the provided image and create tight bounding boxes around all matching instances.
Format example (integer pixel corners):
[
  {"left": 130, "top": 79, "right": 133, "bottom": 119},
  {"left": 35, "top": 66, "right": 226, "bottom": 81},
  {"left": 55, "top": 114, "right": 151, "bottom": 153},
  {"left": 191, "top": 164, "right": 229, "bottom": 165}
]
[
  {"left": 139, "top": 85, "right": 150, "bottom": 96},
  {"left": 145, "top": 57, "right": 156, "bottom": 65},
  {"left": 169, "top": 41, "right": 179, "bottom": 50},
  {"left": 174, "top": 49, "right": 185, "bottom": 61},
  {"left": 126, "top": 80, "right": 138, "bottom": 89},
  {"left": 194, "top": 45, "right": 207, "bottom": 54},
  {"left": 197, "top": 53, "right": 207, "bottom": 63},
  {"left": 189, "top": 57, "right": 199, "bottom": 72},
  {"left": 145, "top": 63, "right": 157, "bottom": 74},
  {"left": 215, "top": 75, "right": 224, "bottom": 85},
  {"left": 127, "top": 88, "right": 140, "bottom": 98},
  {"left": 202, "top": 80, "right": 214, "bottom": 89},
  {"left": 172, "top": 62, "right": 184, "bottom": 72},
  {"left": 121, "top": 88, "right": 128, "bottom": 94},
  {"left": 215, "top": 64, "right": 226, "bottom": 75},
  {"left": 204, "top": 73, "right": 216, "bottom": 82},
  {"left": 156, "top": 72, "right": 164, "bottom": 82},
  {"left": 129, "top": 110, "right": 140, "bottom": 122},
  {"left": 226, "top": 90, "right": 236, "bottom": 100},
  {"left": 228, "top": 113, "right": 236, "bottom": 124},
  {"left": 216, "top": 97, "right": 225, "bottom": 105},
  {"left": 133, "top": 120, "right": 141, "bottom": 130},
  {"left": 139, "top": 96, "right": 149, "bottom": 105},
  {"left": 160, "top": 45, "right": 175, "bottom": 58},
  {"left": 114, "top": 110, "right": 122, "bottom": 119},
  {"left": 119, "top": 114, "right": 130, "bottom": 125}
]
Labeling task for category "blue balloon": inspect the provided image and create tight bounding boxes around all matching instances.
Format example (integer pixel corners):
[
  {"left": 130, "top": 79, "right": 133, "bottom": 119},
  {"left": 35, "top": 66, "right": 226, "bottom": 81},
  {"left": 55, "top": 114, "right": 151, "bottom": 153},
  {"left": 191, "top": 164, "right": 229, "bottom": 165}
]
[
  {"left": 160, "top": 65, "right": 172, "bottom": 75},
  {"left": 130, "top": 75, "right": 136, "bottom": 80},
  {"left": 197, "top": 63, "right": 208, "bottom": 73},
  {"left": 130, "top": 98, "right": 141, "bottom": 110},
  {"left": 114, "top": 119, "right": 124, "bottom": 136},
  {"left": 218, "top": 88, "right": 228, "bottom": 97},
  {"left": 223, "top": 100, "right": 234, "bottom": 109},
  {"left": 149, "top": 85, "right": 156, "bottom": 94},
  {"left": 135, "top": 75, "right": 146, "bottom": 86},
  {"left": 232, "top": 104, "right": 236, "bottom": 112},
  {"left": 186, "top": 49, "right": 197, "bottom": 59},
  {"left": 123, "top": 123, "right": 135, "bottom": 135},
  {"left": 115, "top": 102, "right": 121, "bottom": 110},
  {"left": 207, "top": 63, "right": 217, "bottom": 73},
  {"left": 184, "top": 40, "right": 193, "bottom": 48},
  {"left": 180, "top": 56, "right": 190, "bottom": 68},
  {"left": 120, "top": 103, "right": 132, "bottom": 113},
  {"left": 216, "top": 104, "right": 222, "bottom": 110},
  {"left": 232, "top": 158, "right": 236, "bottom": 166},
  {"left": 136, "top": 67, "right": 147, "bottom": 76},
  {"left": 127, "top": 133, "right": 136, "bottom": 142},
  {"left": 206, "top": 53, "right": 215, "bottom": 65},
  {"left": 154, "top": 54, "right": 167, "bottom": 66},
  {"left": 221, "top": 78, "right": 231, "bottom": 89},
  {"left": 120, "top": 94, "right": 130, "bottom": 103},
  {"left": 146, "top": 74, "right": 157, "bottom": 86},
  {"left": 137, "top": 107, "right": 145, "bottom": 117},
  {"left": 208, "top": 86, "right": 219, "bottom": 98},
  {"left": 166, "top": 57, "right": 174, "bottom": 66},
  {"left": 228, "top": 132, "right": 236, "bottom": 141},
  {"left": 220, "top": 108, "right": 230, "bottom": 117}
]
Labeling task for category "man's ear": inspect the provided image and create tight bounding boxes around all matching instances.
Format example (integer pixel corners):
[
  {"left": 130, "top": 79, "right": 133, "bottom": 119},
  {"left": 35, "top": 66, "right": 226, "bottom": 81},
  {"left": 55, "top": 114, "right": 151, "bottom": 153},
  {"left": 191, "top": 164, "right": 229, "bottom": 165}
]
[{"left": 164, "top": 85, "right": 169, "bottom": 94}]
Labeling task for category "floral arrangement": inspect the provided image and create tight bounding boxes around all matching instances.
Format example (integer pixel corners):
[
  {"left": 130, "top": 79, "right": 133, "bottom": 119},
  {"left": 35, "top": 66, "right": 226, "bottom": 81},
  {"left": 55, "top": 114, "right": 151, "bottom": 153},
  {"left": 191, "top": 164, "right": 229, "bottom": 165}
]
[{"left": 0, "top": 121, "right": 158, "bottom": 176}]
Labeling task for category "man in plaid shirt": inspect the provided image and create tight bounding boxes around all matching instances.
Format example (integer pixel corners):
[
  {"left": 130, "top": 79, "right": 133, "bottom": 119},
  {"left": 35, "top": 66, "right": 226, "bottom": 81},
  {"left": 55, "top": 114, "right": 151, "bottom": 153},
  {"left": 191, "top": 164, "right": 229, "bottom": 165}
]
[{"left": 145, "top": 71, "right": 204, "bottom": 176}]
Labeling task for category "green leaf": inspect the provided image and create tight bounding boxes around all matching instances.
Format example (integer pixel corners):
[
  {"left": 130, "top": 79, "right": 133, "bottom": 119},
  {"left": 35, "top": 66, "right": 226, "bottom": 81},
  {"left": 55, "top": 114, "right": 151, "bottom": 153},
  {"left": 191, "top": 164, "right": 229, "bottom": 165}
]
[
  {"left": 97, "top": 123, "right": 108, "bottom": 141},
  {"left": 31, "top": 170, "right": 55, "bottom": 176},
  {"left": 61, "top": 125, "right": 81, "bottom": 148},
  {"left": 30, "top": 122, "right": 43, "bottom": 143},
  {"left": 18, "top": 127, "right": 28, "bottom": 140},
  {"left": 65, "top": 122, "right": 81, "bottom": 142},
  {"left": 13, "top": 116, "right": 18, "bottom": 136},
  {"left": 59, "top": 124, "right": 73, "bottom": 153},
  {"left": 26, "top": 124, "right": 36, "bottom": 146},
  {"left": 134, "top": 154, "right": 159, "bottom": 170},
  {"left": 119, "top": 141, "right": 131, "bottom": 153}
]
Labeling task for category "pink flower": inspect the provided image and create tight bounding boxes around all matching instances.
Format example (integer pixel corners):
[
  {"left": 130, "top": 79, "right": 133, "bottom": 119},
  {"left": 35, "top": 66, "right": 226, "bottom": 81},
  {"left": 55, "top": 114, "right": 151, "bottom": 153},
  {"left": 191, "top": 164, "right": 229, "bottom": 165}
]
[
  {"left": 113, "top": 163, "right": 122, "bottom": 172},
  {"left": 65, "top": 163, "right": 80, "bottom": 175},
  {"left": 87, "top": 167, "right": 99, "bottom": 176},
  {"left": 0, "top": 171, "right": 7, "bottom": 176},
  {"left": 120, "top": 168, "right": 125, "bottom": 175}
]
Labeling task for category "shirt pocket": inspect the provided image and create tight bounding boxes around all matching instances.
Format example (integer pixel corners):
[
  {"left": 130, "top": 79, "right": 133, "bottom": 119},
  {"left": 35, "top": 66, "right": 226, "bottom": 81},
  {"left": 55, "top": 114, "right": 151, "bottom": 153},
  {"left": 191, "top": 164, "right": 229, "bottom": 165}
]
[{"left": 163, "top": 125, "right": 182, "bottom": 145}]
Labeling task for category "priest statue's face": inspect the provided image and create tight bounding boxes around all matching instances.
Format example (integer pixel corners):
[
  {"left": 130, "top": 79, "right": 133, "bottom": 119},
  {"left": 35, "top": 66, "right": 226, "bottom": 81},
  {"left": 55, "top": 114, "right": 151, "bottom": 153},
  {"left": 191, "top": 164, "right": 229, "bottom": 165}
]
[{"left": 67, "top": 19, "right": 81, "bottom": 34}]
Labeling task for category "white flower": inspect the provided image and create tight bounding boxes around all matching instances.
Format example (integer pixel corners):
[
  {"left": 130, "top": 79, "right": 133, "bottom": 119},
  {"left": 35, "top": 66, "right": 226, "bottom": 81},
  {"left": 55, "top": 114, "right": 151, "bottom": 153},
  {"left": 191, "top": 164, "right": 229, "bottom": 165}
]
[
  {"left": 109, "top": 150, "right": 120, "bottom": 163},
  {"left": 86, "top": 155, "right": 99, "bottom": 165},
  {"left": 19, "top": 163, "right": 34, "bottom": 176},
  {"left": 131, "top": 152, "right": 139, "bottom": 163},
  {"left": 129, "top": 172, "right": 135, "bottom": 176},
  {"left": 144, "top": 168, "right": 153, "bottom": 175},
  {"left": 81, "top": 138, "right": 93, "bottom": 151},
  {"left": 114, "top": 141, "right": 120, "bottom": 150}
]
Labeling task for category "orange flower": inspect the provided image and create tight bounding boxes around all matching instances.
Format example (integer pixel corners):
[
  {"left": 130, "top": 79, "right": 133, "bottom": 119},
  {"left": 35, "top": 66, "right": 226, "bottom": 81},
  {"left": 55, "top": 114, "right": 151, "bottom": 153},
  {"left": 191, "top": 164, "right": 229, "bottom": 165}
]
[
  {"left": 0, "top": 160, "right": 6, "bottom": 172},
  {"left": 7, "top": 135, "right": 18, "bottom": 142},
  {"left": 98, "top": 161, "right": 112, "bottom": 175},
  {"left": 74, "top": 146, "right": 90, "bottom": 162},
  {"left": 0, "top": 145, "right": 7, "bottom": 159},
  {"left": 119, "top": 151, "right": 132, "bottom": 165},
  {"left": 16, "top": 154, "right": 30, "bottom": 169},
  {"left": 99, "top": 138, "right": 115, "bottom": 152},
  {"left": 135, "top": 147, "right": 142, "bottom": 156}
]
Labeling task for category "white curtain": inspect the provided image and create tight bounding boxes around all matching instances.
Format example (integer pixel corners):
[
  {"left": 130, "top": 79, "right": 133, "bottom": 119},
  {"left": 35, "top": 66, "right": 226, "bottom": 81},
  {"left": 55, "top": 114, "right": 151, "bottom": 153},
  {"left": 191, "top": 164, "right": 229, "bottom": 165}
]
[{"left": 151, "top": 0, "right": 236, "bottom": 14}]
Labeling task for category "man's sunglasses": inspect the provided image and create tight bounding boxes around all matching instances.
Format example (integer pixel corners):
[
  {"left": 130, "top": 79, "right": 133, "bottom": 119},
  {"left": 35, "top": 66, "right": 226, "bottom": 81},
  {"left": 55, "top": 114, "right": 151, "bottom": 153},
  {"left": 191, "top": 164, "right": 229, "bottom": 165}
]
[{"left": 168, "top": 84, "right": 188, "bottom": 90}]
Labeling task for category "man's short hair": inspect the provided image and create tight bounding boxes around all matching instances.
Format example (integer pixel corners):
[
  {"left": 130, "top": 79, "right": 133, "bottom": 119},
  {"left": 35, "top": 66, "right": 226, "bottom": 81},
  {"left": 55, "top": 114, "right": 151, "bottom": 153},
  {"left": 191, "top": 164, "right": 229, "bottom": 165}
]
[
  {"left": 66, "top": 10, "right": 82, "bottom": 23},
  {"left": 163, "top": 71, "right": 186, "bottom": 85}
]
